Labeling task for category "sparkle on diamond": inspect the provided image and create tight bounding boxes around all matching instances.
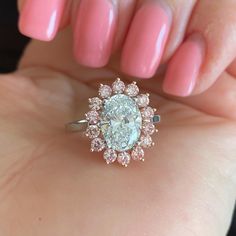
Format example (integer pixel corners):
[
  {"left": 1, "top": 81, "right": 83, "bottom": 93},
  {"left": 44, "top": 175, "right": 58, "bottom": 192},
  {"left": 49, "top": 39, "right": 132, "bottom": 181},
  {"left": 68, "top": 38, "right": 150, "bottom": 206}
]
[{"left": 101, "top": 94, "right": 142, "bottom": 152}]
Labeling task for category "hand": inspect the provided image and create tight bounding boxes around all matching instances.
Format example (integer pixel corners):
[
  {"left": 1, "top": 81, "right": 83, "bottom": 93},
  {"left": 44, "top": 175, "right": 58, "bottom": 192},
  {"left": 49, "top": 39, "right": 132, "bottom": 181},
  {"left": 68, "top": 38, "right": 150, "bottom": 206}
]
[
  {"left": 0, "top": 24, "right": 235, "bottom": 235},
  {"left": 18, "top": 0, "right": 236, "bottom": 97}
]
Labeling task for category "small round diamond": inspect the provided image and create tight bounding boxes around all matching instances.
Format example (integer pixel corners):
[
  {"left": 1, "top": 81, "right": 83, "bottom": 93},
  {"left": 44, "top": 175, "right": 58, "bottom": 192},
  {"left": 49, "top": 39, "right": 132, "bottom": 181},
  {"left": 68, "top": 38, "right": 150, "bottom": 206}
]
[
  {"left": 86, "top": 125, "right": 100, "bottom": 139},
  {"left": 136, "top": 94, "right": 149, "bottom": 107},
  {"left": 132, "top": 146, "right": 144, "bottom": 161},
  {"left": 104, "top": 149, "right": 117, "bottom": 164},
  {"left": 117, "top": 152, "right": 131, "bottom": 167},
  {"left": 112, "top": 79, "right": 125, "bottom": 94},
  {"left": 91, "top": 138, "right": 105, "bottom": 152},
  {"left": 86, "top": 110, "right": 99, "bottom": 124},
  {"left": 140, "top": 135, "right": 153, "bottom": 148},
  {"left": 89, "top": 97, "right": 102, "bottom": 110},
  {"left": 141, "top": 107, "right": 154, "bottom": 120},
  {"left": 99, "top": 85, "right": 112, "bottom": 98},
  {"left": 142, "top": 122, "right": 155, "bottom": 135},
  {"left": 125, "top": 83, "right": 139, "bottom": 97}
]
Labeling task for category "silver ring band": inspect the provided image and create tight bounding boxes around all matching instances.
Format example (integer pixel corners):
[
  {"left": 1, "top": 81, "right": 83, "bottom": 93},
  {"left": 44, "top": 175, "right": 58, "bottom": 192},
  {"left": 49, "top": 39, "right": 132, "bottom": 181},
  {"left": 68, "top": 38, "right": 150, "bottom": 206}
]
[{"left": 66, "top": 115, "right": 161, "bottom": 132}]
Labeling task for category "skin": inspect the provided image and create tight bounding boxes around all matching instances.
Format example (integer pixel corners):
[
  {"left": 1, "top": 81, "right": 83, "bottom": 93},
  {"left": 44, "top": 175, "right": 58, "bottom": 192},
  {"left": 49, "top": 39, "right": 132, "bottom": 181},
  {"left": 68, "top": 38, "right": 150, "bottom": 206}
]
[
  {"left": 18, "top": 0, "right": 236, "bottom": 95},
  {"left": 0, "top": 28, "right": 235, "bottom": 236}
]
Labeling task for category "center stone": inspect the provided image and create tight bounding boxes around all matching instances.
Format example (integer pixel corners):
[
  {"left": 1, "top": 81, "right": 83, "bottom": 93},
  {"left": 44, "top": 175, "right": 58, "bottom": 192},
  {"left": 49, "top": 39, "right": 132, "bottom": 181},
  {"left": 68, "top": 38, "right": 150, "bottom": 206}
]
[{"left": 101, "top": 94, "right": 142, "bottom": 152}]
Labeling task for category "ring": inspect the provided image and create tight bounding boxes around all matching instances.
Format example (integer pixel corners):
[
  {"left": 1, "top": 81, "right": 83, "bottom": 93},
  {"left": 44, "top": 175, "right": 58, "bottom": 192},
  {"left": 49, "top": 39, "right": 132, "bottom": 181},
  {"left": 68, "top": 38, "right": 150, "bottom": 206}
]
[{"left": 66, "top": 78, "right": 160, "bottom": 167}]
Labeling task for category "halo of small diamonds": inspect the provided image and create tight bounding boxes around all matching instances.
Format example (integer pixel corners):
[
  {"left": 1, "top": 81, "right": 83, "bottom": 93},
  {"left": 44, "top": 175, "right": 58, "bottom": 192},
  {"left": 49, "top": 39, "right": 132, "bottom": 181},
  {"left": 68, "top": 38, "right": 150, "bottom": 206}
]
[
  {"left": 89, "top": 97, "right": 103, "bottom": 111},
  {"left": 85, "top": 78, "right": 159, "bottom": 167},
  {"left": 125, "top": 82, "right": 139, "bottom": 97},
  {"left": 117, "top": 152, "right": 131, "bottom": 167},
  {"left": 85, "top": 110, "right": 99, "bottom": 124},
  {"left": 86, "top": 125, "right": 100, "bottom": 139},
  {"left": 136, "top": 94, "right": 150, "bottom": 108},
  {"left": 99, "top": 84, "right": 112, "bottom": 98},
  {"left": 131, "top": 146, "right": 145, "bottom": 161},
  {"left": 112, "top": 78, "right": 125, "bottom": 94},
  {"left": 104, "top": 149, "right": 117, "bottom": 164}
]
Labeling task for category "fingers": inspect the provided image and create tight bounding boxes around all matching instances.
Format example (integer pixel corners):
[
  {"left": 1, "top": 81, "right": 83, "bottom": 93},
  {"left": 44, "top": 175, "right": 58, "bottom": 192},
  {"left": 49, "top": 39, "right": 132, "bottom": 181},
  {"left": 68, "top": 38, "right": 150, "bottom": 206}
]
[
  {"left": 18, "top": 0, "right": 69, "bottom": 41},
  {"left": 163, "top": 33, "right": 205, "bottom": 96},
  {"left": 18, "top": 0, "right": 133, "bottom": 68},
  {"left": 120, "top": 0, "right": 172, "bottom": 78},
  {"left": 73, "top": 0, "right": 118, "bottom": 68},
  {"left": 18, "top": 0, "right": 197, "bottom": 73},
  {"left": 163, "top": 0, "right": 236, "bottom": 96},
  {"left": 112, "top": 0, "right": 137, "bottom": 51},
  {"left": 121, "top": 0, "right": 196, "bottom": 78},
  {"left": 18, "top": 0, "right": 236, "bottom": 100},
  {"left": 172, "top": 72, "right": 236, "bottom": 120},
  {"left": 72, "top": 0, "right": 137, "bottom": 68}
]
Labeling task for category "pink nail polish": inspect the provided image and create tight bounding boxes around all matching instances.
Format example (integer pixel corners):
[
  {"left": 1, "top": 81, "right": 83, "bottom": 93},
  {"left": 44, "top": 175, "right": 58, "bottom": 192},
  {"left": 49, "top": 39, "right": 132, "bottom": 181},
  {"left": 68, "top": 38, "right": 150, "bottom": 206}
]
[
  {"left": 163, "top": 34, "right": 205, "bottom": 97},
  {"left": 74, "top": 0, "right": 117, "bottom": 68},
  {"left": 19, "top": 0, "right": 66, "bottom": 41},
  {"left": 121, "top": 2, "right": 171, "bottom": 78}
]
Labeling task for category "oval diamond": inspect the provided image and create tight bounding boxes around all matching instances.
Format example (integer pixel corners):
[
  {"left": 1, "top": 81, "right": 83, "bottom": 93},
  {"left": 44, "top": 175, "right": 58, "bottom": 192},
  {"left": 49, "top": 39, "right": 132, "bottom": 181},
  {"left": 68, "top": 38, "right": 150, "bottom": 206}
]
[{"left": 101, "top": 94, "right": 142, "bottom": 152}]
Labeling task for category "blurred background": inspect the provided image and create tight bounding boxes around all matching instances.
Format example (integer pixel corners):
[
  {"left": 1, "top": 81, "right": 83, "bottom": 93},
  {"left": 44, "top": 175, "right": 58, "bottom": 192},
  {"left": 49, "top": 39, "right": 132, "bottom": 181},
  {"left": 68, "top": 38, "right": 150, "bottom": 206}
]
[{"left": 0, "top": 1, "right": 235, "bottom": 235}]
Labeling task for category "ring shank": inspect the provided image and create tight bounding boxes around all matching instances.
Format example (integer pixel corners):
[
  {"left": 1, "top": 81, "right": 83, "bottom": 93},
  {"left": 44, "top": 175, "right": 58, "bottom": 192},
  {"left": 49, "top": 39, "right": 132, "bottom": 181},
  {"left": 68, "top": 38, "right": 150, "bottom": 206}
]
[{"left": 66, "top": 115, "right": 160, "bottom": 132}]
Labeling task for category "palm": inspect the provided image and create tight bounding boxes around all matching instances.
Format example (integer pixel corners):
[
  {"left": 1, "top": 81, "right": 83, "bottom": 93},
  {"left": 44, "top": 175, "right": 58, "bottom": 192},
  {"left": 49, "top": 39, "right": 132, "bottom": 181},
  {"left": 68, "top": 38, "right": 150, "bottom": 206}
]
[{"left": 0, "top": 30, "right": 235, "bottom": 236}]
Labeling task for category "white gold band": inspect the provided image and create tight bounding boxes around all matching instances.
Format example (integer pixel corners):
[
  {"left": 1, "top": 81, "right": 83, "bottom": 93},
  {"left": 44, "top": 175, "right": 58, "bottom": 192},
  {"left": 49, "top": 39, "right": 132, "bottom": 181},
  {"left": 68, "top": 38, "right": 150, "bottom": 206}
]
[{"left": 66, "top": 115, "right": 161, "bottom": 132}]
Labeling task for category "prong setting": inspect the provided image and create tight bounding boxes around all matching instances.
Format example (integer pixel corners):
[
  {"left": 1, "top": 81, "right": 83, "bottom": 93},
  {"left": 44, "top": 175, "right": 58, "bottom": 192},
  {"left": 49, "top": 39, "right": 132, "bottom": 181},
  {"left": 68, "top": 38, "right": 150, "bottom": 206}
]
[{"left": 85, "top": 78, "right": 159, "bottom": 167}]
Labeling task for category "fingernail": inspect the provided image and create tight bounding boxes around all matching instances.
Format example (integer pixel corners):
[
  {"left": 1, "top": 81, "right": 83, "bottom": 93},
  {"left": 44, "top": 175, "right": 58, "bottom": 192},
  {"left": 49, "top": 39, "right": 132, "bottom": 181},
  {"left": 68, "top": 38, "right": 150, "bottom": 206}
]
[
  {"left": 74, "top": 0, "right": 117, "bottom": 68},
  {"left": 163, "top": 33, "right": 205, "bottom": 97},
  {"left": 19, "top": 0, "right": 65, "bottom": 41},
  {"left": 121, "top": 2, "right": 171, "bottom": 78}
]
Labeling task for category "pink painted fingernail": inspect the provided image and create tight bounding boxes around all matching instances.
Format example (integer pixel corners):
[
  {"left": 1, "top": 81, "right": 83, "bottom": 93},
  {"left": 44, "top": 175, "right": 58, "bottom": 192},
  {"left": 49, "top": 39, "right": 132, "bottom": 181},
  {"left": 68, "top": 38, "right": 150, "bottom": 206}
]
[
  {"left": 19, "top": 0, "right": 66, "bottom": 41},
  {"left": 74, "top": 0, "right": 117, "bottom": 68},
  {"left": 121, "top": 2, "right": 171, "bottom": 78},
  {"left": 163, "top": 34, "right": 205, "bottom": 97}
]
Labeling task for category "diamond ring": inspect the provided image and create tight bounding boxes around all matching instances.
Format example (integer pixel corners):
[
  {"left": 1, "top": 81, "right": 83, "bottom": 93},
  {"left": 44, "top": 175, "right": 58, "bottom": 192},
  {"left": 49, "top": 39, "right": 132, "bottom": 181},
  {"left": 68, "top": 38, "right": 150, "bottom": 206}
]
[{"left": 66, "top": 78, "right": 160, "bottom": 167}]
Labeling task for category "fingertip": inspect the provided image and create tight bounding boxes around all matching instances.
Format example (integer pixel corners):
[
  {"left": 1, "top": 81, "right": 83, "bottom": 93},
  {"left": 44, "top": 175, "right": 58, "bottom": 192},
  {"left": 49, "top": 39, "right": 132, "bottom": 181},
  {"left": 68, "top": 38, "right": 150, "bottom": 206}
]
[
  {"left": 121, "top": 1, "right": 171, "bottom": 79},
  {"left": 163, "top": 33, "right": 206, "bottom": 97},
  {"left": 18, "top": 0, "right": 66, "bottom": 41},
  {"left": 73, "top": 0, "right": 117, "bottom": 68}
]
